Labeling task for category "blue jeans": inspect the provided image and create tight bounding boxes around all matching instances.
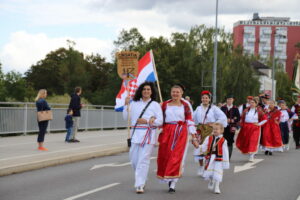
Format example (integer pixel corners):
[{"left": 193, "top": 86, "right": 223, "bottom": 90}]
[{"left": 65, "top": 127, "right": 73, "bottom": 141}]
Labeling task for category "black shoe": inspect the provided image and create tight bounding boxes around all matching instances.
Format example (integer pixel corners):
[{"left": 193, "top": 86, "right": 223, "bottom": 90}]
[
  {"left": 168, "top": 188, "right": 176, "bottom": 193},
  {"left": 67, "top": 139, "right": 75, "bottom": 143},
  {"left": 268, "top": 151, "right": 273, "bottom": 155},
  {"left": 73, "top": 139, "right": 80, "bottom": 142},
  {"left": 265, "top": 151, "right": 269, "bottom": 155}
]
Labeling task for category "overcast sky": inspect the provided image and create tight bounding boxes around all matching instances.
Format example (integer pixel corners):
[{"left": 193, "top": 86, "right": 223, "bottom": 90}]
[{"left": 0, "top": 0, "right": 299, "bottom": 73}]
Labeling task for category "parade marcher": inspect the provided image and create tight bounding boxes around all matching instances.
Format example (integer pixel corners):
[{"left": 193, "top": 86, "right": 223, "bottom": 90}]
[
  {"left": 238, "top": 96, "right": 253, "bottom": 115},
  {"left": 157, "top": 84, "right": 198, "bottom": 193},
  {"left": 291, "top": 95, "right": 300, "bottom": 149},
  {"left": 278, "top": 100, "right": 296, "bottom": 151},
  {"left": 35, "top": 89, "right": 51, "bottom": 151},
  {"left": 221, "top": 95, "right": 240, "bottom": 159},
  {"left": 199, "top": 123, "right": 230, "bottom": 194},
  {"left": 236, "top": 98, "right": 267, "bottom": 162},
  {"left": 260, "top": 100, "right": 284, "bottom": 155},
  {"left": 193, "top": 91, "right": 227, "bottom": 176},
  {"left": 259, "top": 93, "right": 270, "bottom": 110},
  {"left": 123, "top": 82, "right": 163, "bottom": 194}
]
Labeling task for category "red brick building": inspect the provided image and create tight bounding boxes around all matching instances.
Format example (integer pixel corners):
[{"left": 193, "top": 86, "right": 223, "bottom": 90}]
[{"left": 233, "top": 13, "right": 300, "bottom": 79}]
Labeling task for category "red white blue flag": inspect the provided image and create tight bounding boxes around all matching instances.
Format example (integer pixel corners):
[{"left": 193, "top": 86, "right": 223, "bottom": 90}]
[{"left": 115, "top": 51, "right": 157, "bottom": 111}]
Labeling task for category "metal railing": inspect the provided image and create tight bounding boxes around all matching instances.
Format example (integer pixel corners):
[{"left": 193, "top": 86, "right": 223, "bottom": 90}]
[{"left": 0, "top": 102, "right": 127, "bottom": 135}]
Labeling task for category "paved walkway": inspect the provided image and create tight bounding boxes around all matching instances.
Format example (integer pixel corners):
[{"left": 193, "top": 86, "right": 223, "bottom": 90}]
[{"left": 0, "top": 130, "right": 128, "bottom": 176}]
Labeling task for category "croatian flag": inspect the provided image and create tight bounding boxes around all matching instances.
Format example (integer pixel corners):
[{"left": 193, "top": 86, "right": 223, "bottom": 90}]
[{"left": 115, "top": 51, "right": 157, "bottom": 111}]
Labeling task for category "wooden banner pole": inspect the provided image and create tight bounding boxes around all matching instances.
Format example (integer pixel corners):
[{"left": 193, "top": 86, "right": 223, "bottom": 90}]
[{"left": 150, "top": 49, "right": 163, "bottom": 103}]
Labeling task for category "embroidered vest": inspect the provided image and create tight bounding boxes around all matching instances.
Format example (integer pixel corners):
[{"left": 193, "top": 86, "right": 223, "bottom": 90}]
[{"left": 205, "top": 135, "right": 225, "bottom": 161}]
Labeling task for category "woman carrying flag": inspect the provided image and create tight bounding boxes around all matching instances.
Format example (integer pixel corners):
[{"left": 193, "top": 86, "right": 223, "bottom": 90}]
[{"left": 123, "top": 82, "right": 163, "bottom": 194}]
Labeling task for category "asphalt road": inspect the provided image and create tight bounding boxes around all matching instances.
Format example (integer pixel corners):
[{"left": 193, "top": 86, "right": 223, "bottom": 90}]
[{"left": 1, "top": 143, "right": 300, "bottom": 200}]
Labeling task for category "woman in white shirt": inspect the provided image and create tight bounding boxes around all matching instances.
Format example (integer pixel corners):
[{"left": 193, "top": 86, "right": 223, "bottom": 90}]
[
  {"left": 123, "top": 82, "right": 163, "bottom": 194},
  {"left": 157, "top": 84, "right": 198, "bottom": 193},
  {"left": 193, "top": 90, "right": 227, "bottom": 176},
  {"left": 236, "top": 98, "right": 267, "bottom": 162}
]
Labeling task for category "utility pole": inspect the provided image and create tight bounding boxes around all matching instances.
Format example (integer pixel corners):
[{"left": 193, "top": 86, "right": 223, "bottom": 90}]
[{"left": 212, "top": 0, "right": 219, "bottom": 104}]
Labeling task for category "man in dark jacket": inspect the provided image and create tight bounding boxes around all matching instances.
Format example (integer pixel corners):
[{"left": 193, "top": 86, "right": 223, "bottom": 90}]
[
  {"left": 221, "top": 95, "right": 241, "bottom": 159},
  {"left": 68, "top": 87, "right": 82, "bottom": 142}
]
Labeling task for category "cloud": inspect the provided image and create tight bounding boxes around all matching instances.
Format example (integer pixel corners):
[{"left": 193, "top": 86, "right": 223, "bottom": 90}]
[{"left": 0, "top": 31, "right": 113, "bottom": 73}]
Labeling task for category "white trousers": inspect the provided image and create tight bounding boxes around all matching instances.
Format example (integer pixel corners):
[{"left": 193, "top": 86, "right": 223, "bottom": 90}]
[{"left": 129, "top": 143, "right": 154, "bottom": 188}]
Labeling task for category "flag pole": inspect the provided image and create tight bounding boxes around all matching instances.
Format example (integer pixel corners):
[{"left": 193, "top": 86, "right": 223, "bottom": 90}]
[
  {"left": 150, "top": 49, "right": 163, "bottom": 103},
  {"left": 124, "top": 80, "right": 131, "bottom": 146}
]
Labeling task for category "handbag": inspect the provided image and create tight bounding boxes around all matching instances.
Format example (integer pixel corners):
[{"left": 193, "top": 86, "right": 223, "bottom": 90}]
[
  {"left": 37, "top": 101, "right": 53, "bottom": 122},
  {"left": 127, "top": 100, "right": 153, "bottom": 147}
]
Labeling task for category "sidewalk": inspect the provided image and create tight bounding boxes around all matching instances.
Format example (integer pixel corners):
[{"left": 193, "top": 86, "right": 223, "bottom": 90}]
[{"left": 0, "top": 130, "right": 128, "bottom": 176}]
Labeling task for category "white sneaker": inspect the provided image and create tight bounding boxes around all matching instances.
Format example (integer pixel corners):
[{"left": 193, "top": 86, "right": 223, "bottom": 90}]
[
  {"left": 249, "top": 155, "right": 254, "bottom": 162},
  {"left": 208, "top": 180, "right": 214, "bottom": 191},
  {"left": 136, "top": 186, "right": 144, "bottom": 194},
  {"left": 214, "top": 181, "right": 221, "bottom": 194},
  {"left": 197, "top": 166, "right": 204, "bottom": 176}
]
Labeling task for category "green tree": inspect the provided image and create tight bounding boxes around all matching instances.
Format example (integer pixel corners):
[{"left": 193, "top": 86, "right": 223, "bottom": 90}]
[{"left": 0, "top": 63, "right": 6, "bottom": 101}]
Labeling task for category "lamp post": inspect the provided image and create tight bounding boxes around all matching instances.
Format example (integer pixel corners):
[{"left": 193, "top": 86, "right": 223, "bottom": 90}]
[{"left": 212, "top": 0, "right": 219, "bottom": 104}]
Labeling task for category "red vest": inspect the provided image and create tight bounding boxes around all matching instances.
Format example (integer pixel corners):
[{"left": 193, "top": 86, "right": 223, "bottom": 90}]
[{"left": 205, "top": 135, "right": 225, "bottom": 161}]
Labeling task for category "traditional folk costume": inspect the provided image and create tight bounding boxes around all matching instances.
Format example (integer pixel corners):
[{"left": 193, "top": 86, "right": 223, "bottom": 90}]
[
  {"left": 199, "top": 135, "right": 230, "bottom": 194},
  {"left": 193, "top": 104, "right": 227, "bottom": 174},
  {"left": 123, "top": 99, "right": 163, "bottom": 191},
  {"left": 260, "top": 108, "right": 284, "bottom": 153},
  {"left": 221, "top": 104, "right": 240, "bottom": 159},
  {"left": 291, "top": 103, "right": 300, "bottom": 149},
  {"left": 157, "top": 99, "right": 196, "bottom": 190},
  {"left": 238, "top": 96, "right": 253, "bottom": 115},
  {"left": 279, "top": 106, "right": 296, "bottom": 151},
  {"left": 236, "top": 107, "right": 267, "bottom": 161}
]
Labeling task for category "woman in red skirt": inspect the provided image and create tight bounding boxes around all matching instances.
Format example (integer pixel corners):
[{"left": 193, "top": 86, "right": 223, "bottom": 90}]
[
  {"left": 260, "top": 100, "right": 284, "bottom": 155},
  {"left": 236, "top": 98, "right": 267, "bottom": 162},
  {"left": 157, "top": 84, "right": 198, "bottom": 193}
]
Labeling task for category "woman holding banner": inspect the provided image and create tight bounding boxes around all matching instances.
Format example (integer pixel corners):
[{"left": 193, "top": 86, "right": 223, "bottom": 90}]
[
  {"left": 123, "top": 82, "right": 163, "bottom": 194},
  {"left": 157, "top": 84, "right": 199, "bottom": 193}
]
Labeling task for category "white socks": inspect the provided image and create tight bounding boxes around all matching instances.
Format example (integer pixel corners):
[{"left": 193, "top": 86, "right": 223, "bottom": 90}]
[{"left": 170, "top": 181, "right": 176, "bottom": 189}]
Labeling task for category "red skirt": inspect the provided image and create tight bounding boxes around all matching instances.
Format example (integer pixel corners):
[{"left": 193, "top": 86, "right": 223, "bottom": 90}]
[
  {"left": 236, "top": 123, "right": 261, "bottom": 154},
  {"left": 157, "top": 123, "right": 188, "bottom": 179},
  {"left": 261, "top": 121, "right": 283, "bottom": 149}
]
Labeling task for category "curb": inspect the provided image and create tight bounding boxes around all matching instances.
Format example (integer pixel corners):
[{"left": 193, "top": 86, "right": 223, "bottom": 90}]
[{"left": 0, "top": 146, "right": 129, "bottom": 177}]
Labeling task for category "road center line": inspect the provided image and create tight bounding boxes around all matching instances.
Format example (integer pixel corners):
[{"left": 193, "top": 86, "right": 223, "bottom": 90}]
[{"left": 63, "top": 182, "right": 120, "bottom": 200}]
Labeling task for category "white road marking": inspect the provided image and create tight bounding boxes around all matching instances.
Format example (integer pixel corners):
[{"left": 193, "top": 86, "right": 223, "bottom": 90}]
[
  {"left": 0, "top": 142, "right": 125, "bottom": 161},
  {"left": 0, "top": 133, "right": 126, "bottom": 148},
  {"left": 234, "top": 158, "right": 264, "bottom": 173},
  {"left": 90, "top": 157, "right": 157, "bottom": 170},
  {"left": 297, "top": 194, "right": 300, "bottom": 200},
  {"left": 63, "top": 183, "right": 120, "bottom": 200}
]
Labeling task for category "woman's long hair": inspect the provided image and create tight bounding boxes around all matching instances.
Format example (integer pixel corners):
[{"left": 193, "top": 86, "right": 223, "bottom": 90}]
[
  {"left": 35, "top": 89, "right": 47, "bottom": 102},
  {"left": 133, "top": 82, "right": 157, "bottom": 101}
]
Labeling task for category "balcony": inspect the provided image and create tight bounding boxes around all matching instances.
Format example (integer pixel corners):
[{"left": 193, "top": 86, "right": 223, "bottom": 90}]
[
  {"left": 279, "top": 55, "right": 287, "bottom": 60},
  {"left": 247, "top": 38, "right": 256, "bottom": 43},
  {"left": 263, "top": 46, "right": 271, "bottom": 51},
  {"left": 279, "top": 38, "right": 288, "bottom": 43},
  {"left": 263, "top": 29, "right": 272, "bottom": 34},
  {"left": 275, "top": 46, "right": 283, "bottom": 51},
  {"left": 260, "top": 38, "right": 269, "bottom": 43}
]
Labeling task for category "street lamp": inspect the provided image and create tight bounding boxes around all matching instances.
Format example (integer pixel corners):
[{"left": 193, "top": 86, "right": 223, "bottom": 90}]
[{"left": 212, "top": 0, "right": 219, "bottom": 104}]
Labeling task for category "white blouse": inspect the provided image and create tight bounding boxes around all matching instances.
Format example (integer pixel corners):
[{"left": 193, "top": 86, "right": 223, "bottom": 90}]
[
  {"left": 193, "top": 104, "right": 228, "bottom": 128},
  {"left": 165, "top": 105, "right": 196, "bottom": 134},
  {"left": 244, "top": 108, "right": 267, "bottom": 126},
  {"left": 280, "top": 109, "right": 297, "bottom": 123},
  {"left": 123, "top": 99, "right": 163, "bottom": 144}
]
